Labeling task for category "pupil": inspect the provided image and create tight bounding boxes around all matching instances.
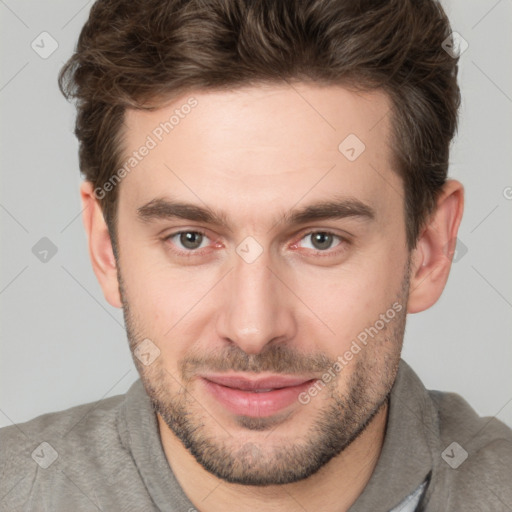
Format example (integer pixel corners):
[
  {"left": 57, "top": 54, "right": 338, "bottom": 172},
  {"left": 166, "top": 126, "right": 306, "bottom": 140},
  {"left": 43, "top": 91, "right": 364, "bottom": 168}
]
[
  {"left": 180, "top": 232, "right": 202, "bottom": 249},
  {"left": 312, "top": 232, "right": 332, "bottom": 250}
]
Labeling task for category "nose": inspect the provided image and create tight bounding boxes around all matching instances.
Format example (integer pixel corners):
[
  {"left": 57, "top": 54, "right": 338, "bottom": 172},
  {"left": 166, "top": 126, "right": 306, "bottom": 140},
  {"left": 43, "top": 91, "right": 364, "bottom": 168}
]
[{"left": 215, "top": 249, "right": 296, "bottom": 355}]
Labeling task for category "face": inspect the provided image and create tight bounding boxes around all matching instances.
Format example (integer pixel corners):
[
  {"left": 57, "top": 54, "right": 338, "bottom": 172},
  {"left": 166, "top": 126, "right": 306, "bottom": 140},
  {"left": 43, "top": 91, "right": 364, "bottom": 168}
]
[{"left": 115, "top": 83, "right": 410, "bottom": 485}]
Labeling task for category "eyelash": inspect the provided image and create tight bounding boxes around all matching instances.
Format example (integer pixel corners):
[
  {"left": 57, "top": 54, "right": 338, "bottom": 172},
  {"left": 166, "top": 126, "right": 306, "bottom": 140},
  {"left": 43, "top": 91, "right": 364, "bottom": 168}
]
[
  {"left": 163, "top": 229, "right": 214, "bottom": 258},
  {"left": 162, "top": 229, "right": 349, "bottom": 258},
  {"left": 292, "top": 230, "right": 348, "bottom": 256}
]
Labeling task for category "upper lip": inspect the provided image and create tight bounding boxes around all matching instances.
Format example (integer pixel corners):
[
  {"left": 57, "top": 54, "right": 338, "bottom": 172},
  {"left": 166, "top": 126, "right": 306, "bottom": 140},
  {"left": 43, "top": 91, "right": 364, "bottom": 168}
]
[{"left": 201, "top": 374, "right": 316, "bottom": 391}]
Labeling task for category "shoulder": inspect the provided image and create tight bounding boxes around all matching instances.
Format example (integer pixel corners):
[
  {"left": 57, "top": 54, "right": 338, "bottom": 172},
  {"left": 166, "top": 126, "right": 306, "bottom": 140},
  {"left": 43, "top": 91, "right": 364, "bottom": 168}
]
[
  {"left": 428, "top": 389, "right": 512, "bottom": 508},
  {"left": 0, "top": 390, "right": 127, "bottom": 460},
  {"left": 429, "top": 388, "right": 512, "bottom": 458},
  {"left": 0, "top": 390, "right": 132, "bottom": 510}
]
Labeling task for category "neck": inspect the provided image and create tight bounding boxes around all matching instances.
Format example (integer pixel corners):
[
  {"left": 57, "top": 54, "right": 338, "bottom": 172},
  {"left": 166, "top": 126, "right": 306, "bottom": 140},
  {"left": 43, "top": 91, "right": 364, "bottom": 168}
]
[{"left": 158, "top": 400, "right": 388, "bottom": 512}]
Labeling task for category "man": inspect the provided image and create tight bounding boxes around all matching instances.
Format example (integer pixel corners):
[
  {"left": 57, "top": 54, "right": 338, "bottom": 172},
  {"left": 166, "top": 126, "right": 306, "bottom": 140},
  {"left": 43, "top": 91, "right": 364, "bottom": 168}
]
[{"left": 1, "top": 0, "right": 511, "bottom": 510}]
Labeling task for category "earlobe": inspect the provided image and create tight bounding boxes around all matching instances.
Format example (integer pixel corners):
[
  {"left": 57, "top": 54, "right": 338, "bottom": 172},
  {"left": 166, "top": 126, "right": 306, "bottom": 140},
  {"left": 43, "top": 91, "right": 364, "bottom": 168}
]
[
  {"left": 80, "top": 181, "right": 122, "bottom": 308},
  {"left": 407, "top": 180, "right": 464, "bottom": 314}
]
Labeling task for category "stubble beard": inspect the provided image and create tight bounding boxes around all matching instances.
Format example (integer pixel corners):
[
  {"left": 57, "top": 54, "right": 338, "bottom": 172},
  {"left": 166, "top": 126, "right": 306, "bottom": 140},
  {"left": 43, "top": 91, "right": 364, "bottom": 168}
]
[{"left": 118, "top": 264, "right": 409, "bottom": 486}]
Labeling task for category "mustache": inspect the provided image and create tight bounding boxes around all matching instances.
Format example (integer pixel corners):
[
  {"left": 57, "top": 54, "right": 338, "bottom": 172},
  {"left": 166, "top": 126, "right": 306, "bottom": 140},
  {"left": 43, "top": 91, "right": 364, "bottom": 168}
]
[{"left": 180, "top": 344, "right": 334, "bottom": 382}]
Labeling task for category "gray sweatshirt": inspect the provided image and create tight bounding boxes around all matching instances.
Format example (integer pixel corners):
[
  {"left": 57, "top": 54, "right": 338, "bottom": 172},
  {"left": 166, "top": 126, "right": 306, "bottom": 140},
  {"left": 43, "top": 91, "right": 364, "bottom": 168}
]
[{"left": 1, "top": 359, "right": 511, "bottom": 511}]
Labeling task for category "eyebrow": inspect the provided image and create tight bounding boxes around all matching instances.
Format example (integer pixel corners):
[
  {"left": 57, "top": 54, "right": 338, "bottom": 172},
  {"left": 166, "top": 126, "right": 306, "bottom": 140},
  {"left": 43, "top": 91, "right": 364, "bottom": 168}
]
[{"left": 136, "top": 195, "right": 375, "bottom": 228}]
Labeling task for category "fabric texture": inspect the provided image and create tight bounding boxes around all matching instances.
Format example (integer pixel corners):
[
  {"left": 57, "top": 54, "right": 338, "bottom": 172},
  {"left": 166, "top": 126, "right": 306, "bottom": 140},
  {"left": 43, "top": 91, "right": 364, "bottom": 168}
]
[
  {"left": 1, "top": 359, "right": 511, "bottom": 511},
  {"left": 389, "top": 480, "right": 429, "bottom": 512}
]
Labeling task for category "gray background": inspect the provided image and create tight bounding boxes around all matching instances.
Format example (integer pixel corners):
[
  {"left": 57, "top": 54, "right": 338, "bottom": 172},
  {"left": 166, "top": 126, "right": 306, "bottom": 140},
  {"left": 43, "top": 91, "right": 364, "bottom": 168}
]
[{"left": 1, "top": 0, "right": 511, "bottom": 430}]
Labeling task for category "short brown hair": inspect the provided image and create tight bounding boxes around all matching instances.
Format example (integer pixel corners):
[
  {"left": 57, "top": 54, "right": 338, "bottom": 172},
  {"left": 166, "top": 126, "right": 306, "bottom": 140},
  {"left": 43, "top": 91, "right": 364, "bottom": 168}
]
[{"left": 59, "top": 0, "right": 460, "bottom": 250}]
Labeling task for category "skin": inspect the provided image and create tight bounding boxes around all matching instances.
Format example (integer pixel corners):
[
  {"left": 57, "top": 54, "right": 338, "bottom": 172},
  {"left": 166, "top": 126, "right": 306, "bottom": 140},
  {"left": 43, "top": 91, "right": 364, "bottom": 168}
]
[{"left": 81, "top": 82, "right": 464, "bottom": 512}]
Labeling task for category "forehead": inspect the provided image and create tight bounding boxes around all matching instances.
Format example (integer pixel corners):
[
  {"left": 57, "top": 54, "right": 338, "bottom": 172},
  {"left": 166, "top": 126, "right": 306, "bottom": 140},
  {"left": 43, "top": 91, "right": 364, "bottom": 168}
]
[{"left": 119, "top": 83, "right": 398, "bottom": 220}]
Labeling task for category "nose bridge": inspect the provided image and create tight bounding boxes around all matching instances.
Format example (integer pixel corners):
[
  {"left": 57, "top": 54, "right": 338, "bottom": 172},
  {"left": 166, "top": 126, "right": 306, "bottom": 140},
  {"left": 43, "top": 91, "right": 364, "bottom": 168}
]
[{"left": 215, "top": 248, "right": 294, "bottom": 354}]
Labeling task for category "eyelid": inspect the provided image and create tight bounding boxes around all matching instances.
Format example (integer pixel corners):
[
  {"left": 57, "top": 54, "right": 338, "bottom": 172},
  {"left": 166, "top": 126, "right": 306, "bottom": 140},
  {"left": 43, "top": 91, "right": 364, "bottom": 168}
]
[
  {"left": 161, "top": 227, "right": 351, "bottom": 258},
  {"left": 162, "top": 228, "right": 218, "bottom": 256},
  {"left": 163, "top": 228, "right": 209, "bottom": 241},
  {"left": 289, "top": 229, "right": 350, "bottom": 254}
]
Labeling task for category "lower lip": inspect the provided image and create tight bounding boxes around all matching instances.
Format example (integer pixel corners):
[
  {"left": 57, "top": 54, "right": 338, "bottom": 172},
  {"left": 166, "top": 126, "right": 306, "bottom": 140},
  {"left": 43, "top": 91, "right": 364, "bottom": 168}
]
[{"left": 201, "top": 378, "right": 315, "bottom": 417}]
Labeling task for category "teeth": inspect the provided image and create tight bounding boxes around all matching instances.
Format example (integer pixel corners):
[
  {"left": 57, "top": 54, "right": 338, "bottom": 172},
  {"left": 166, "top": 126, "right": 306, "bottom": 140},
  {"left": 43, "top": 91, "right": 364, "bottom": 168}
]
[{"left": 250, "top": 388, "right": 274, "bottom": 393}]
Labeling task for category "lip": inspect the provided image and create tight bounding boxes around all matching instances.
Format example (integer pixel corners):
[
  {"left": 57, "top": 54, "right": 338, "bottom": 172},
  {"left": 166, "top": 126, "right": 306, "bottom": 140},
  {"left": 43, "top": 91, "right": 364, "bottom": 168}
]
[{"left": 200, "top": 374, "right": 317, "bottom": 417}]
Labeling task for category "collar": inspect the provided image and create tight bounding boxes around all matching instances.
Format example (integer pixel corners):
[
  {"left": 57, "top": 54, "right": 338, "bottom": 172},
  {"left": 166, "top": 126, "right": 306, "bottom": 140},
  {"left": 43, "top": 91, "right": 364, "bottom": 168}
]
[
  {"left": 119, "top": 359, "right": 441, "bottom": 512},
  {"left": 348, "top": 359, "right": 440, "bottom": 511},
  {"left": 118, "top": 379, "right": 195, "bottom": 511}
]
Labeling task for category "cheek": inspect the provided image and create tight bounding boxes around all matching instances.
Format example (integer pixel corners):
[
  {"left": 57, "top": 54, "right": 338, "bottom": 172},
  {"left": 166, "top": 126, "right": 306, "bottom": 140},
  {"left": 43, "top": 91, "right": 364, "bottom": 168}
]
[
  {"left": 120, "top": 234, "right": 201, "bottom": 306},
  {"left": 124, "top": 269, "right": 208, "bottom": 330},
  {"left": 119, "top": 249, "right": 222, "bottom": 358},
  {"left": 291, "top": 244, "right": 407, "bottom": 349}
]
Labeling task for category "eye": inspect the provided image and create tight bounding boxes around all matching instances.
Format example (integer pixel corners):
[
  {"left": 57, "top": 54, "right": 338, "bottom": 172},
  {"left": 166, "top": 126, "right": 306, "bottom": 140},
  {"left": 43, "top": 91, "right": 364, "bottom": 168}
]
[
  {"left": 297, "top": 231, "right": 343, "bottom": 251},
  {"left": 166, "top": 231, "right": 210, "bottom": 251}
]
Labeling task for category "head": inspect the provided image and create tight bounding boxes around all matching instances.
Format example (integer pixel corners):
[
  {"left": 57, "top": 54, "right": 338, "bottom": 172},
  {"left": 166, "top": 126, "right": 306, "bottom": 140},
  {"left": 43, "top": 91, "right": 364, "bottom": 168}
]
[{"left": 60, "top": 0, "right": 464, "bottom": 486}]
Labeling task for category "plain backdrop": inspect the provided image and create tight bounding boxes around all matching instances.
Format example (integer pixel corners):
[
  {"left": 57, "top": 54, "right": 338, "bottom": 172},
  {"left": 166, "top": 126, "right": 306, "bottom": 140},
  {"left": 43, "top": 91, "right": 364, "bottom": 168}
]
[{"left": 1, "top": 0, "right": 511, "bottom": 430}]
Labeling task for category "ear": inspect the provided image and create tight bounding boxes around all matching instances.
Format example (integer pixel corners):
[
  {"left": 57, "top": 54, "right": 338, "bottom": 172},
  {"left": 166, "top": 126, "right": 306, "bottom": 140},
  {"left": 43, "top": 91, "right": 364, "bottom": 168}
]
[
  {"left": 407, "top": 179, "right": 464, "bottom": 314},
  {"left": 80, "top": 181, "right": 122, "bottom": 308}
]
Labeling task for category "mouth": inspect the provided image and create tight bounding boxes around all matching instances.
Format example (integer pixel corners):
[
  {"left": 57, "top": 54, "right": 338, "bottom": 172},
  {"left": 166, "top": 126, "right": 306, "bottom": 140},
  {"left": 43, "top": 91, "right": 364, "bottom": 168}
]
[{"left": 200, "top": 374, "right": 317, "bottom": 417}]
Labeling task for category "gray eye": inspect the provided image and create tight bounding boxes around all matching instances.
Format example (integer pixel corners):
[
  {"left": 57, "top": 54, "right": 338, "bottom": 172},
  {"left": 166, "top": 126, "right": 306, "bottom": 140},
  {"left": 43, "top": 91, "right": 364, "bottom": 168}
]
[
  {"left": 179, "top": 231, "right": 204, "bottom": 250},
  {"left": 310, "top": 232, "right": 334, "bottom": 250}
]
